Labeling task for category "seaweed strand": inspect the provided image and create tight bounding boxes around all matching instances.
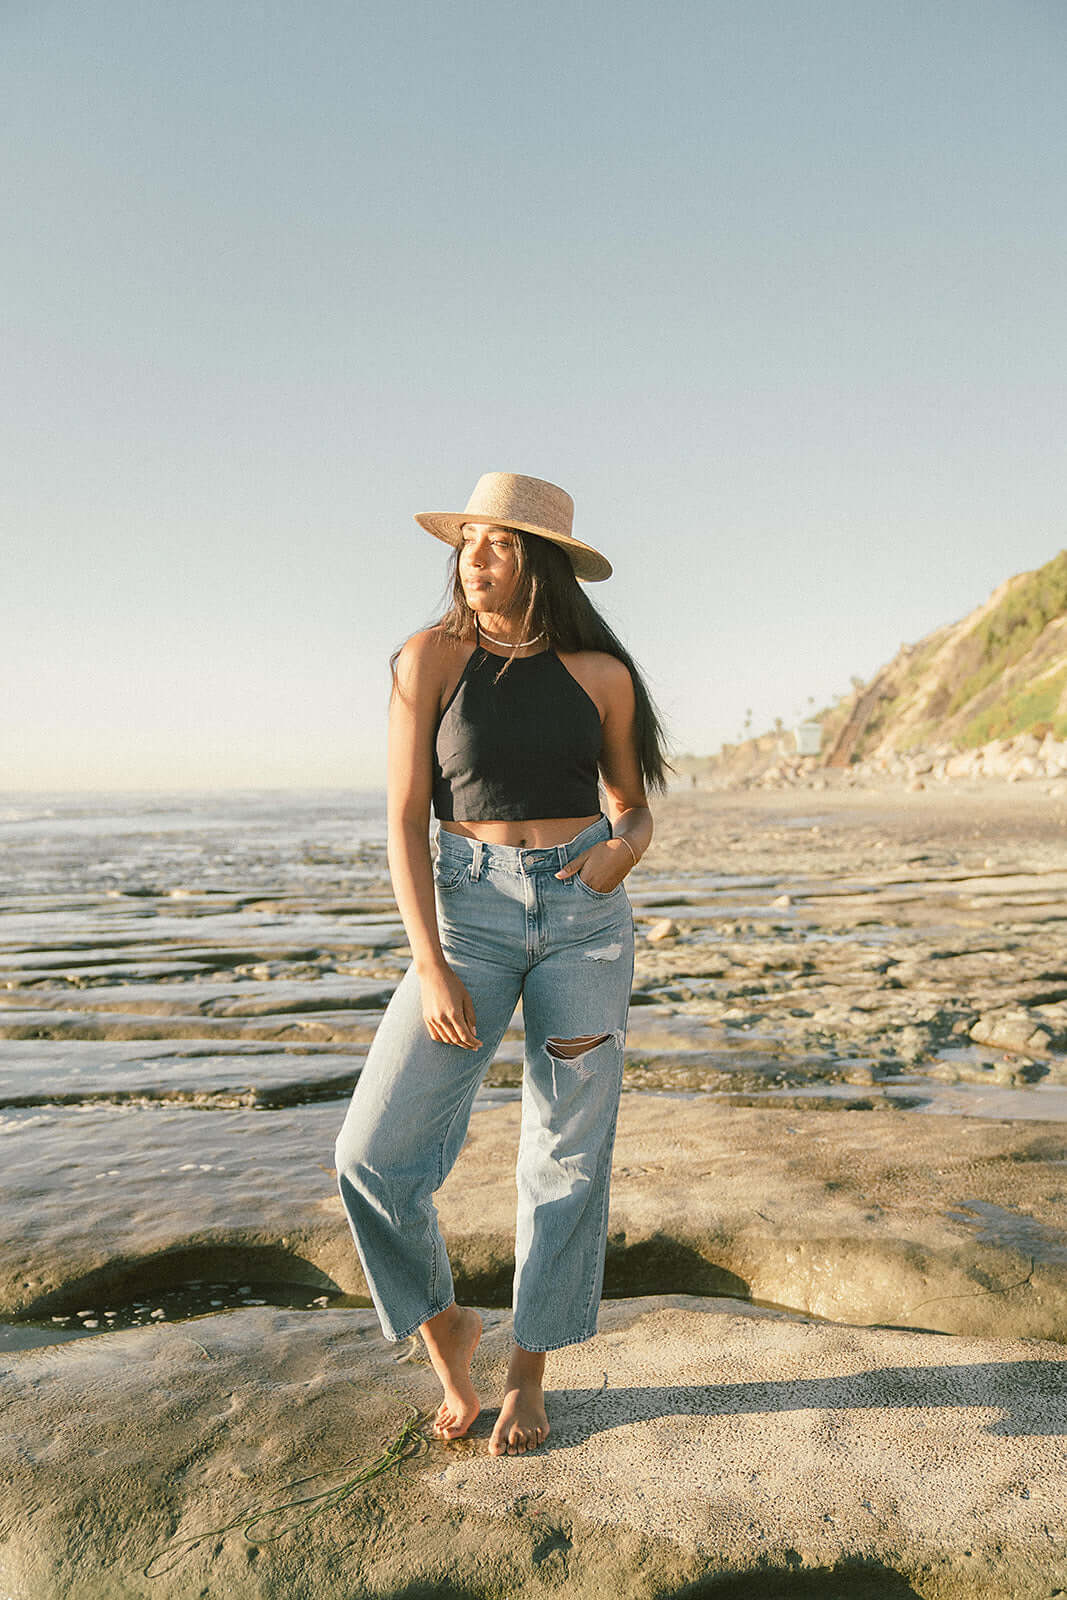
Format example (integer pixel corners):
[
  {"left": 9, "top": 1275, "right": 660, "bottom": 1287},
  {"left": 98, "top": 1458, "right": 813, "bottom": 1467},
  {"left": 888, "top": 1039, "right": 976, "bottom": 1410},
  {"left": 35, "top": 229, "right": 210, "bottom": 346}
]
[{"left": 144, "top": 1403, "right": 428, "bottom": 1579}]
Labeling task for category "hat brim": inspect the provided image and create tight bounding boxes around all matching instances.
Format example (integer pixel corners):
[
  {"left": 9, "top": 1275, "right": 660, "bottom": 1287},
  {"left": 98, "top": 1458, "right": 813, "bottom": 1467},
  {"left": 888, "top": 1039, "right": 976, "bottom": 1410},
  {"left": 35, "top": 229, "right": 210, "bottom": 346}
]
[{"left": 414, "top": 512, "right": 612, "bottom": 582}]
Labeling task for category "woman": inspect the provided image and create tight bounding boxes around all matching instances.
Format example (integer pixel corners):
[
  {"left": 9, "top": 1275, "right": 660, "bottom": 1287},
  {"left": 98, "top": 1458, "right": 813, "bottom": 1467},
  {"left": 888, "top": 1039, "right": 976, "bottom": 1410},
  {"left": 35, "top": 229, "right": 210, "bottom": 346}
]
[{"left": 334, "top": 472, "right": 668, "bottom": 1457}]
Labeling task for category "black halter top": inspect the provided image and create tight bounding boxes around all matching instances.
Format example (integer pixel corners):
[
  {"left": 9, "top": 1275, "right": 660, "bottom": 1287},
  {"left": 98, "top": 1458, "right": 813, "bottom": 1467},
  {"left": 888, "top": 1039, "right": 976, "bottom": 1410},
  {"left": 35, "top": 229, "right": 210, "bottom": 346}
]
[{"left": 432, "top": 632, "right": 603, "bottom": 822}]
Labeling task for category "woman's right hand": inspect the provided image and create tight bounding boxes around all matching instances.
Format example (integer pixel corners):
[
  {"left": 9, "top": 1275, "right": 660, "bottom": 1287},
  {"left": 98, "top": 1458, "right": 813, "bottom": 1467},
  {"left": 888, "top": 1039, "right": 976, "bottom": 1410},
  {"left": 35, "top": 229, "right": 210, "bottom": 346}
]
[{"left": 419, "top": 963, "right": 482, "bottom": 1050}]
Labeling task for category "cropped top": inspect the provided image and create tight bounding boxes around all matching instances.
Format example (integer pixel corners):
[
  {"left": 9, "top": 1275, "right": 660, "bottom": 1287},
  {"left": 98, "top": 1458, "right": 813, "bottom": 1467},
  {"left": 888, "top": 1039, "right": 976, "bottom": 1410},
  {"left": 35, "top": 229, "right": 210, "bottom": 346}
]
[{"left": 432, "top": 645, "right": 603, "bottom": 821}]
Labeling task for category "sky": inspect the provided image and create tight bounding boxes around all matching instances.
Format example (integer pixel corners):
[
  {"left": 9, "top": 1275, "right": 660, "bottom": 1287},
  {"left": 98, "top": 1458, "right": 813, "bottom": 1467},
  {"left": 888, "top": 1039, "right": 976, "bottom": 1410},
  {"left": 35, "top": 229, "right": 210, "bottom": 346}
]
[{"left": 3, "top": 1, "right": 1065, "bottom": 790}]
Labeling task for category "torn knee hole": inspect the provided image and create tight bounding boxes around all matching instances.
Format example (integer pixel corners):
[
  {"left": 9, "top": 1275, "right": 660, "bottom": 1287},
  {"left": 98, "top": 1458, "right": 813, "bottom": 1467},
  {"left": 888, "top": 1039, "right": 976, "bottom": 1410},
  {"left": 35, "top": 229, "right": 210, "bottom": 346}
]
[{"left": 546, "top": 1033, "right": 613, "bottom": 1061}]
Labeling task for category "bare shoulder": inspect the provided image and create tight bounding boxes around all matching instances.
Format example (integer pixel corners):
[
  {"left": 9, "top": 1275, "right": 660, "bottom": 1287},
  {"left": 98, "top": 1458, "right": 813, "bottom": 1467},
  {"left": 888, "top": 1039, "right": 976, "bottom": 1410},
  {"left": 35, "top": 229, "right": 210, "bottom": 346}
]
[
  {"left": 591, "top": 651, "right": 632, "bottom": 689},
  {"left": 556, "top": 647, "right": 628, "bottom": 680},
  {"left": 396, "top": 625, "right": 453, "bottom": 664},
  {"left": 556, "top": 648, "right": 633, "bottom": 720},
  {"left": 394, "top": 626, "right": 476, "bottom": 714},
  {"left": 395, "top": 626, "right": 463, "bottom": 680}
]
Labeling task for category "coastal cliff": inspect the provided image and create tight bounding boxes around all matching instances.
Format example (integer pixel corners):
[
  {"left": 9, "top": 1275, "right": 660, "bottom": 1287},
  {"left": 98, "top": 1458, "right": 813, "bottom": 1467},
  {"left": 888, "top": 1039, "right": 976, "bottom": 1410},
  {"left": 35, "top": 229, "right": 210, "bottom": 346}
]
[{"left": 693, "top": 548, "right": 1067, "bottom": 789}]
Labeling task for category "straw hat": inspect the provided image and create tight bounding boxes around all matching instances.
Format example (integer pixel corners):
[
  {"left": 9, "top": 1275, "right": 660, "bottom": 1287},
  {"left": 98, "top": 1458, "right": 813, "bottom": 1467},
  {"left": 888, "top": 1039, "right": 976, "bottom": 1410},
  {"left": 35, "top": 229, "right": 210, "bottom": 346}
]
[{"left": 414, "top": 472, "right": 612, "bottom": 582}]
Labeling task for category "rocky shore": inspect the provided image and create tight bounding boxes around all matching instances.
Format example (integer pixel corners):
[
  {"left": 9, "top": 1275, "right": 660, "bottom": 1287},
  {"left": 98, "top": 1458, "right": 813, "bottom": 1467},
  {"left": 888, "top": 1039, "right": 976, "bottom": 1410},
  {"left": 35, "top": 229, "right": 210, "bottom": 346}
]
[
  {"left": 1, "top": 784, "right": 1065, "bottom": 1597},
  {"left": 4, "top": 1298, "right": 1063, "bottom": 1600},
  {"left": 701, "top": 731, "right": 1067, "bottom": 793}
]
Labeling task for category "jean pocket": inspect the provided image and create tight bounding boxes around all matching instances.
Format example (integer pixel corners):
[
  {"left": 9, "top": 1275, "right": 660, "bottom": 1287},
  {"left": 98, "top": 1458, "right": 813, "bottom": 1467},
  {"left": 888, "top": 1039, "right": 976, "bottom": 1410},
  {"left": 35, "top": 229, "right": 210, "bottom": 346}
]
[
  {"left": 572, "top": 871, "right": 623, "bottom": 901},
  {"left": 433, "top": 860, "right": 469, "bottom": 892}
]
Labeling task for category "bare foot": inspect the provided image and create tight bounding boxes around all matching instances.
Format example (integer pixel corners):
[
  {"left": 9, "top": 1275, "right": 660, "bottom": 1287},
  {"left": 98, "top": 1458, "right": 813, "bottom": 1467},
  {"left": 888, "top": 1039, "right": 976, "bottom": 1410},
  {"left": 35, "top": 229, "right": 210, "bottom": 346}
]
[
  {"left": 489, "top": 1345, "right": 550, "bottom": 1456},
  {"left": 420, "top": 1305, "right": 482, "bottom": 1440}
]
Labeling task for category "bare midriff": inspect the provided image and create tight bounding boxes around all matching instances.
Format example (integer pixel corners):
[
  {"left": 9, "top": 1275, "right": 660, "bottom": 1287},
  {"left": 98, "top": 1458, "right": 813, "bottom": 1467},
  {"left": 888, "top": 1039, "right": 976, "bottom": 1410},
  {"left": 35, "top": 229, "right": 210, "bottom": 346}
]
[{"left": 439, "top": 815, "right": 602, "bottom": 849}]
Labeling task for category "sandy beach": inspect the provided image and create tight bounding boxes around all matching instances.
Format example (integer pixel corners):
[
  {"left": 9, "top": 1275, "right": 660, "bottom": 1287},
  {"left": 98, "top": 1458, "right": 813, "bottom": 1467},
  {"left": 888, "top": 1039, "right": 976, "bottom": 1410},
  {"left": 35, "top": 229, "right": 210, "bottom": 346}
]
[{"left": 1, "top": 782, "right": 1065, "bottom": 1597}]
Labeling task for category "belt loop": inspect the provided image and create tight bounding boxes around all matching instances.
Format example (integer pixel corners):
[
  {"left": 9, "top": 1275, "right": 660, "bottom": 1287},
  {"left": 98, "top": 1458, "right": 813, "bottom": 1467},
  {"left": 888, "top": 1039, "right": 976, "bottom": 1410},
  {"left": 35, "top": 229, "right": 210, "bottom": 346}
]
[{"left": 471, "top": 840, "right": 484, "bottom": 880}]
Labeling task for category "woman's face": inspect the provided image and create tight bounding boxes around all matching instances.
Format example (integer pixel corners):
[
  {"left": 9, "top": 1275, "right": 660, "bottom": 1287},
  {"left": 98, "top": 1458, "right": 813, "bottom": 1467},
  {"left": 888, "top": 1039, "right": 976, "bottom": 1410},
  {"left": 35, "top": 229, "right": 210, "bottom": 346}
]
[{"left": 458, "top": 522, "right": 521, "bottom": 615}]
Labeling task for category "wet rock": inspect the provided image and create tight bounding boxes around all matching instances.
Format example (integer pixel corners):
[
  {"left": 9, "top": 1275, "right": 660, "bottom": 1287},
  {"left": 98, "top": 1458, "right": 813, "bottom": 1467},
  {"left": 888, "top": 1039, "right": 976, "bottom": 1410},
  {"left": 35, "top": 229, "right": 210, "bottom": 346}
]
[
  {"left": 0, "top": 1103, "right": 356, "bottom": 1319},
  {"left": 0, "top": 975, "right": 396, "bottom": 1018},
  {"left": 970, "top": 1010, "right": 1058, "bottom": 1055},
  {"left": 0, "top": 1299, "right": 1063, "bottom": 1600},
  {"left": 892, "top": 1023, "right": 934, "bottom": 1064},
  {"left": 0, "top": 1039, "right": 365, "bottom": 1108},
  {"left": 234, "top": 961, "right": 326, "bottom": 981},
  {"left": 4, "top": 1100, "right": 1066, "bottom": 1342},
  {"left": 6, "top": 787, "right": 1067, "bottom": 1344},
  {"left": 0, "top": 1008, "right": 382, "bottom": 1048}
]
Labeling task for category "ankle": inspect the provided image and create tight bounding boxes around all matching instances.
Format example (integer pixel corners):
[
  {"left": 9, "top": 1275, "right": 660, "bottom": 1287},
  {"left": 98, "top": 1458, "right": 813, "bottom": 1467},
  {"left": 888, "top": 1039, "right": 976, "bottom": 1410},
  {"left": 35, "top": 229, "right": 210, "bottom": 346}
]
[
  {"left": 506, "top": 1344, "right": 546, "bottom": 1388},
  {"left": 420, "top": 1303, "right": 463, "bottom": 1348}
]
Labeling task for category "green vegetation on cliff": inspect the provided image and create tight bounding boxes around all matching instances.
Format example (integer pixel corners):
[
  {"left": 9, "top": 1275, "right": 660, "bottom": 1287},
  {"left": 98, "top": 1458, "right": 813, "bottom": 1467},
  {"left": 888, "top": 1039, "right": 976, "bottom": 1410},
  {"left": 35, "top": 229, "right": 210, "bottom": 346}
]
[
  {"left": 694, "top": 546, "right": 1067, "bottom": 774},
  {"left": 862, "top": 547, "right": 1067, "bottom": 755},
  {"left": 960, "top": 662, "right": 1067, "bottom": 747},
  {"left": 950, "top": 550, "right": 1067, "bottom": 717}
]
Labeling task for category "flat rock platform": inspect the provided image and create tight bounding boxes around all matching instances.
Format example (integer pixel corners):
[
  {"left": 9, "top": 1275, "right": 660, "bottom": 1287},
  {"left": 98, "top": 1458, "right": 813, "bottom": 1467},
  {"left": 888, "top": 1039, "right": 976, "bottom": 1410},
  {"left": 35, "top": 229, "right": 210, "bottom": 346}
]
[{"left": 1, "top": 1297, "right": 1063, "bottom": 1599}]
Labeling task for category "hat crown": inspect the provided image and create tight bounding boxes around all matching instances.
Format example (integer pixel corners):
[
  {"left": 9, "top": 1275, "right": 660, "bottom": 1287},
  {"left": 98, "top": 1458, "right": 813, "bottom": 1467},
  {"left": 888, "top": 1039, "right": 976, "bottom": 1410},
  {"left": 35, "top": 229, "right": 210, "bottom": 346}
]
[
  {"left": 414, "top": 471, "right": 612, "bottom": 580},
  {"left": 462, "top": 473, "right": 574, "bottom": 540}
]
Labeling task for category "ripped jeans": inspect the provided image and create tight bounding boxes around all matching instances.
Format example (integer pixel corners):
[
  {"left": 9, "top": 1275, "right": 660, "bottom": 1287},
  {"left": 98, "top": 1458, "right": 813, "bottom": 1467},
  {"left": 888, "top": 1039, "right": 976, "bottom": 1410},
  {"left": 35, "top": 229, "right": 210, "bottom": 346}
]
[{"left": 334, "top": 815, "right": 634, "bottom": 1352}]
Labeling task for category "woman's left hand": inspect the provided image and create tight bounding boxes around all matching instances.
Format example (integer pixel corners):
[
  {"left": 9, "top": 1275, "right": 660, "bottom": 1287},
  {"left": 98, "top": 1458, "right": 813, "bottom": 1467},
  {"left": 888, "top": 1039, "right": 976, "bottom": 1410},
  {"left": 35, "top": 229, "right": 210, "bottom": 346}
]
[{"left": 555, "top": 838, "right": 634, "bottom": 895}]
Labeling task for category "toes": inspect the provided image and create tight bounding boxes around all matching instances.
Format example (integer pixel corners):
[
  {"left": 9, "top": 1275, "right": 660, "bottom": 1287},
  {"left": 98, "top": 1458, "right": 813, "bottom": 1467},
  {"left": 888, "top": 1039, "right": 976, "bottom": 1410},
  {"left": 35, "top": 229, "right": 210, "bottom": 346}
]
[
  {"left": 433, "top": 1400, "right": 479, "bottom": 1441},
  {"left": 488, "top": 1416, "right": 548, "bottom": 1455}
]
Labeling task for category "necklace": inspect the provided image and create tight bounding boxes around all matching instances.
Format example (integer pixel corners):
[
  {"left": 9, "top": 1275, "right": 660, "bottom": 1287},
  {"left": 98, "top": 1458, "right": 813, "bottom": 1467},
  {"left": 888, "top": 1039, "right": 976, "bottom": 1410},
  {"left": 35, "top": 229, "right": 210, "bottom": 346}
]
[{"left": 478, "top": 627, "right": 546, "bottom": 649}]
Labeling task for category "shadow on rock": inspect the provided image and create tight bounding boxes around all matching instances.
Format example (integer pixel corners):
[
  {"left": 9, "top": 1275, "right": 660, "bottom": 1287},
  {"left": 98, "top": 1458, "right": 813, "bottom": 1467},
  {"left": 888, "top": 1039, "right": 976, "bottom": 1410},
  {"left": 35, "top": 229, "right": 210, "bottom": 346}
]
[
  {"left": 23, "top": 1242, "right": 339, "bottom": 1318},
  {"left": 548, "top": 1360, "right": 1067, "bottom": 1445},
  {"left": 315, "top": 1558, "right": 924, "bottom": 1599},
  {"left": 671, "top": 1558, "right": 924, "bottom": 1598},
  {"left": 602, "top": 1236, "right": 751, "bottom": 1299},
  {"left": 380, "top": 1588, "right": 493, "bottom": 1600}
]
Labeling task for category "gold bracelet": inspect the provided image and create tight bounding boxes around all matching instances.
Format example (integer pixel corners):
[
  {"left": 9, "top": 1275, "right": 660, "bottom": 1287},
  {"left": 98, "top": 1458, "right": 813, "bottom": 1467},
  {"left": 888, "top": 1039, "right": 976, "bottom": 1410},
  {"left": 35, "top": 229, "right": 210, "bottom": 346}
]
[{"left": 615, "top": 835, "right": 640, "bottom": 868}]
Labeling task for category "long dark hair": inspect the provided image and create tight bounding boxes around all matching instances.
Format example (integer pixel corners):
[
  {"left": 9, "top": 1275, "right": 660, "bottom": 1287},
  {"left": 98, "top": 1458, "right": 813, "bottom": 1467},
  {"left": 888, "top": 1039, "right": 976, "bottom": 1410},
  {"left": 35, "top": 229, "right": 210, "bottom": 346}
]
[{"left": 431, "top": 529, "right": 671, "bottom": 794}]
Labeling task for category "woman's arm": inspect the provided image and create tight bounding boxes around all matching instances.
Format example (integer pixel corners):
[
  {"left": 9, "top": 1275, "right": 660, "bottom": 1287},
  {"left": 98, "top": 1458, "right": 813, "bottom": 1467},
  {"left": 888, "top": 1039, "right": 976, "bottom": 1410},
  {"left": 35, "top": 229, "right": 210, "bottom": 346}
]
[
  {"left": 557, "top": 657, "right": 653, "bottom": 893},
  {"left": 387, "top": 631, "right": 481, "bottom": 1049}
]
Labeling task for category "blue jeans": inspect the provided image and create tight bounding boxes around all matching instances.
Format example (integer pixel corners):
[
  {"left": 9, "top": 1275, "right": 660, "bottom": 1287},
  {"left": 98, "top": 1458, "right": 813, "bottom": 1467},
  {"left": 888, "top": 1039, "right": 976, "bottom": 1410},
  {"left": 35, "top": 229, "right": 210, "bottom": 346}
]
[{"left": 334, "top": 815, "right": 634, "bottom": 1352}]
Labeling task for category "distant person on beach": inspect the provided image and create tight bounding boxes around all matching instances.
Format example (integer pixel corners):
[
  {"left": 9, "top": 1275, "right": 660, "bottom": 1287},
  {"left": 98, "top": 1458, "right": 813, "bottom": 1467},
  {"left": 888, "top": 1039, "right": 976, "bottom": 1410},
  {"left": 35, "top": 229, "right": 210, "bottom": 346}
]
[{"left": 335, "top": 472, "right": 668, "bottom": 1455}]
